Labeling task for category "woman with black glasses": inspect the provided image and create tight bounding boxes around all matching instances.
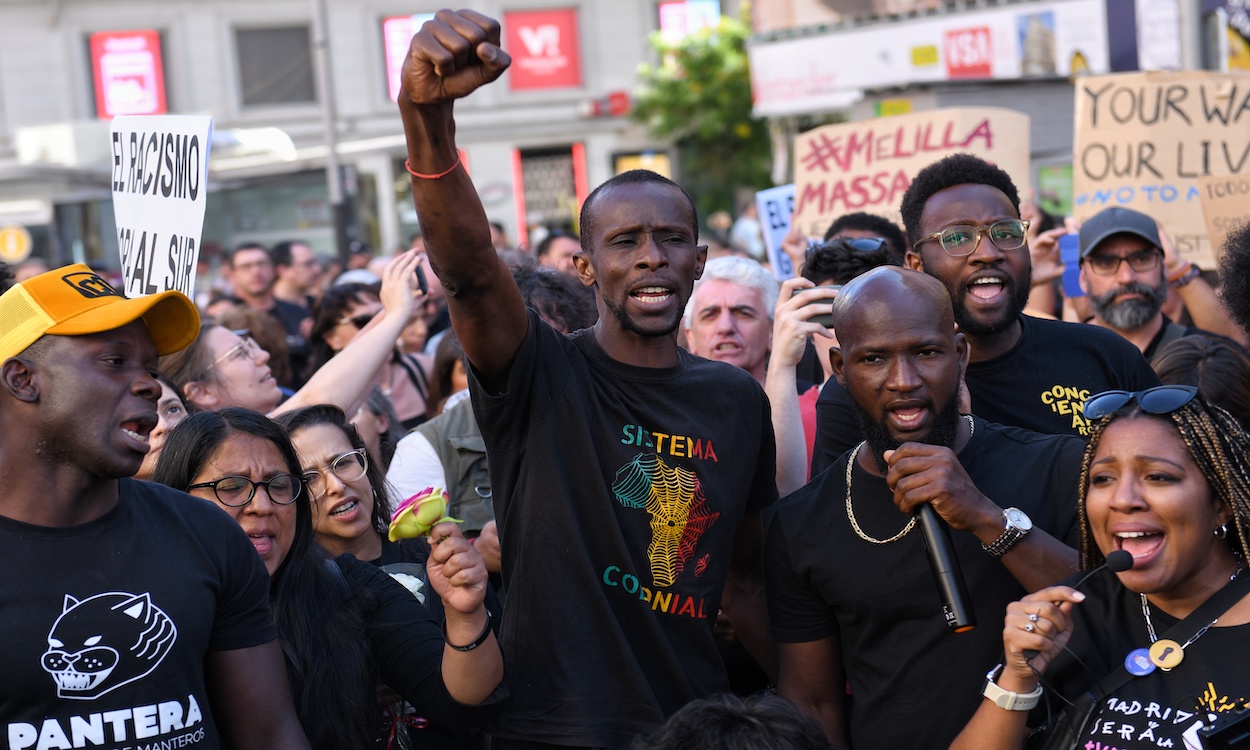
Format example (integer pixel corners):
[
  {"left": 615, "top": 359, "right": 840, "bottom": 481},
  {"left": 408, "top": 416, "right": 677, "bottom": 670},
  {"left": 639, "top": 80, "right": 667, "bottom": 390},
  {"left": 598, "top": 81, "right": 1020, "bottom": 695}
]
[
  {"left": 155, "top": 407, "right": 503, "bottom": 750},
  {"left": 951, "top": 385, "right": 1250, "bottom": 750}
]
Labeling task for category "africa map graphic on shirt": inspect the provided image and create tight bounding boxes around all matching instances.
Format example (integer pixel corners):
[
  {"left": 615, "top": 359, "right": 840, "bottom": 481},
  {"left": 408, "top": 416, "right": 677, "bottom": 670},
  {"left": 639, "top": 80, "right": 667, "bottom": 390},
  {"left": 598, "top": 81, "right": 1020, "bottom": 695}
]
[{"left": 612, "top": 453, "right": 719, "bottom": 587}]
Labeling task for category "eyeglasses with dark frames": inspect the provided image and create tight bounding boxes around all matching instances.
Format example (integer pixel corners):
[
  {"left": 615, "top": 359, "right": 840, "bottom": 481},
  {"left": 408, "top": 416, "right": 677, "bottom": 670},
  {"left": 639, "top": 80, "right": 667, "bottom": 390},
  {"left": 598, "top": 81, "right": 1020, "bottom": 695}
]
[
  {"left": 302, "top": 449, "right": 369, "bottom": 500},
  {"left": 187, "top": 473, "right": 303, "bottom": 507},
  {"left": 915, "top": 220, "right": 1030, "bottom": 257},
  {"left": 1083, "top": 248, "right": 1161, "bottom": 277},
  {"left": 1082, "top": 385, "right": 1199, "bottom": 421}
]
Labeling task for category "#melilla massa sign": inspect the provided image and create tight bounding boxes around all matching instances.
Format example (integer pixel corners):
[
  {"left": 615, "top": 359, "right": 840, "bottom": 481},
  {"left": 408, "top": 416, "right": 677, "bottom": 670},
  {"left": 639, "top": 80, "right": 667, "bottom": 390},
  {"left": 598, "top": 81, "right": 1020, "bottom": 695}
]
[{"left": 110, "top": 115, "right": 212, "bottom": 298}]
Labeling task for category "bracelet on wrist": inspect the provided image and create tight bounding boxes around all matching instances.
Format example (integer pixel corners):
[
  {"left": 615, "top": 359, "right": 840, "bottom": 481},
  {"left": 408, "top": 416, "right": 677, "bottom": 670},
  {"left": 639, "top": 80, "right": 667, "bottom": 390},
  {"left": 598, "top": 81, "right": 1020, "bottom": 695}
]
[
  {"left": 443, "top": 609, "right": 492, "bottom": 652},
  {"left": 1169, "top": 262, "right": 1201, "bottom": 288}
]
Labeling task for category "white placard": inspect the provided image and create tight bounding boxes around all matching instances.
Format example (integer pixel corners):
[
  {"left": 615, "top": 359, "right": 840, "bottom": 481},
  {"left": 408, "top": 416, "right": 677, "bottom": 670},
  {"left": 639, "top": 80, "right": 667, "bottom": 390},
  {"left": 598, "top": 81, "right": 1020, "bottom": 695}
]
[
  {"left": 755, "top": 184, "right": 796, "bottom": 280},
  {"left": 110, "top": 115, "right": 212, "bottom": 298}
]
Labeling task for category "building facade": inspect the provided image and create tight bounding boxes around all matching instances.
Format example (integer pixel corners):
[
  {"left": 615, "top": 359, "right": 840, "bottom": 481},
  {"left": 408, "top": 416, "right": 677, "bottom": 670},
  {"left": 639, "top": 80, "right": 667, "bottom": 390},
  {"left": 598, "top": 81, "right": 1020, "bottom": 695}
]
[{"left": 0, "top": 0, "right": 689, "bottom": 270}]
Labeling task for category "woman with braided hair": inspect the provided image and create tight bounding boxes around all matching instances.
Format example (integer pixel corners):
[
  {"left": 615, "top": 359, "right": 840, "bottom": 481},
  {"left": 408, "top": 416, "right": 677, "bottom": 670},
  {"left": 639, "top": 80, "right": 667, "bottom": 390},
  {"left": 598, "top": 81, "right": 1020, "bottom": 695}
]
[{"left": 952, "top": 385, "right": 1250, "bottom": 750}]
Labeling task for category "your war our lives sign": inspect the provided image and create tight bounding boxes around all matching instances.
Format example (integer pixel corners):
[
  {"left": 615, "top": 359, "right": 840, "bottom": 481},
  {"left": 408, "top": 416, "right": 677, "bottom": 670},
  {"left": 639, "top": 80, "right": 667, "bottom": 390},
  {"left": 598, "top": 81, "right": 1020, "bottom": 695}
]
[
  {"left": 110, "top": 115, "right": 212, "bottom": 298},
  {"left": 1073, "top": 71, "right": 1250, "bottom": 269}
]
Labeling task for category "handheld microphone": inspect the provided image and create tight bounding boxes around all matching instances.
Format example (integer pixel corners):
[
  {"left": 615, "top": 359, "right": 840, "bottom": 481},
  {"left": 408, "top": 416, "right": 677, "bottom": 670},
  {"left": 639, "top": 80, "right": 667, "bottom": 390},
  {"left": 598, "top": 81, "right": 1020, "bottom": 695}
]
[
  {"left": 917, "top": 504, "right": 976, "bottom": 632},
  {"left": 1023, "top": 549, "right": 1133, "bottom": 660}
]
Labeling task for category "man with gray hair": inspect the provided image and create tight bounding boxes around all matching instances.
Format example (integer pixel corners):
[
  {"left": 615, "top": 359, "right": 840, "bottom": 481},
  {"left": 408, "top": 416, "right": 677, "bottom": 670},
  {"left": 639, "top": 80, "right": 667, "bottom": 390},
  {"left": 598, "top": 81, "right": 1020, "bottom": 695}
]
[{"left": 683, "top": 256, "right": 779, "bottom": 385}]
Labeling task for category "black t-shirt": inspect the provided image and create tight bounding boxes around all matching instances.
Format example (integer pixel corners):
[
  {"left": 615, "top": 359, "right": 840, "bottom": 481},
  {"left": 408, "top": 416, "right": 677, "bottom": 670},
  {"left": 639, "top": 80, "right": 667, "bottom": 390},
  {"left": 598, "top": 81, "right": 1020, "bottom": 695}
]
[
  {"left": 335, "top": 554, "right": 505, "bottom": 732},
  {"left": 367, "top": 540, "right": 504, "bottom": 750},
  {"left": 0, "top": 479, "right": 275, "bottom": 750},
  {"left": 469, "top": 310, "right": 778, "bottom": 748},
  {"left": 1035, "top": 568, "right": 1250, "bottom": 750},
  {"left": 766, "top": 418, "right": 1083, "bottom": 750},
  {"left": 811, "top": 314, "right": 1160, "bottom": 474}
]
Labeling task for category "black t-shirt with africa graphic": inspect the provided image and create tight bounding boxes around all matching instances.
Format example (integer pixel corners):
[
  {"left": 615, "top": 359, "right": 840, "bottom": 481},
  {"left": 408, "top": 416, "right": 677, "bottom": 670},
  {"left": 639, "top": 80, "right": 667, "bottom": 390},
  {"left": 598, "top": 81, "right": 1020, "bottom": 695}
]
[
  {"left": 812, "top": 314, "right": 1160, "bottom": 474},
  {"left": 469, "top": 309, "right": 777, "bottom": 749}
]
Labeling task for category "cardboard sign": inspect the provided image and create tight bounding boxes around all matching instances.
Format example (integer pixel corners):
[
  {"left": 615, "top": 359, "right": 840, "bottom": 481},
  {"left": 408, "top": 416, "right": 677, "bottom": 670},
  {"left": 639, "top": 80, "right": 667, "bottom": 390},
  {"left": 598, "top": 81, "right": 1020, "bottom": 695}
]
[
  {"left": 755, "top": 184, "right": 796, "bottom": 280},
  {"left": 1072, "top": 71, "right": 1250, "bottom": 269},
  {"left": 1197, "top": 174, "right": 1250, "bottom": 265},
  {"left": 110, "top": 115, "right": 212, "bottom": 298},
  {"left": 791, "top": 107, "right": 1031, "bottom": 240}
]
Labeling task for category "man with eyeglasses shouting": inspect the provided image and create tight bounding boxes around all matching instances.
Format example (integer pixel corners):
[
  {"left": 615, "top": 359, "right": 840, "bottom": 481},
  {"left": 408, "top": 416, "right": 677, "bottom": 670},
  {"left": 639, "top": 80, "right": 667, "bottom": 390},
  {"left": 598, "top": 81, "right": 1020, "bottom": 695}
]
[
  {"left": 812, "top": 154, "right": 1159, "bottom": 473},
  {"left": 1078, "top": 206, "right": 1213, "bottom": 359},
  {"left": 0, "top": 265, "right": 312, "bottom": 749}
]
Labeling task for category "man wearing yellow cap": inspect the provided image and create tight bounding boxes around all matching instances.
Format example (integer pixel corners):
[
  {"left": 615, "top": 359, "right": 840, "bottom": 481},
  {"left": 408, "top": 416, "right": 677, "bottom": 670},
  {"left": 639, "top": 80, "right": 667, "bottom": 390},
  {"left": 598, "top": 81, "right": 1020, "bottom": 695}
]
[{"left": 0, "top": 264, "right": 310, "bottom": 748}]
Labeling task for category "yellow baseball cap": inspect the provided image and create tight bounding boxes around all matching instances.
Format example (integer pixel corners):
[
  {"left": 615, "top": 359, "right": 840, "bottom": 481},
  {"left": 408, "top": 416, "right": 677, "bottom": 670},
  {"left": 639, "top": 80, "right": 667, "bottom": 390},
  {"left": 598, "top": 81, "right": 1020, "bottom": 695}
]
[{"left": 0, "top": 264, "right": 200, "bottom": 360}]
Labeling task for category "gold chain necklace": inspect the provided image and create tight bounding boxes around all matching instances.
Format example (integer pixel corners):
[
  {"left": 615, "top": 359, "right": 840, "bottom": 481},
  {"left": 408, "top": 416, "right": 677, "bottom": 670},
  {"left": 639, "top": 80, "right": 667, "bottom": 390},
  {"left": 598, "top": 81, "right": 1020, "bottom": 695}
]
[{"left": 845, "top": 415, "right": 975, "bottom": 545}]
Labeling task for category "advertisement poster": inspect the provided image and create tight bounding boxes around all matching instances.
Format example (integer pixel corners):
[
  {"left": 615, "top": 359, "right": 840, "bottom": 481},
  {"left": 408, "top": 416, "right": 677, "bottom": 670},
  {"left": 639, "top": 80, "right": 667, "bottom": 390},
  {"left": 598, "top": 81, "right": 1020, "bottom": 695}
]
[
  {"left": 504, "top": 9, "right": 582, "bottom": 90},
  {"left": 90, "top": 30, "right": 167, "bottom": 119}
]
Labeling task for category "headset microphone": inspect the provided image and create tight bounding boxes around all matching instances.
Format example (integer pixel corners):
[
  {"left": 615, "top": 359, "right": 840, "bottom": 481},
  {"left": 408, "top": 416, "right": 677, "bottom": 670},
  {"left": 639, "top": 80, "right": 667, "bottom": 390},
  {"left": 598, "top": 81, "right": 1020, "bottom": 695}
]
[{"left": 1023, "top": 550, "right": 1134, "bottom": 661}]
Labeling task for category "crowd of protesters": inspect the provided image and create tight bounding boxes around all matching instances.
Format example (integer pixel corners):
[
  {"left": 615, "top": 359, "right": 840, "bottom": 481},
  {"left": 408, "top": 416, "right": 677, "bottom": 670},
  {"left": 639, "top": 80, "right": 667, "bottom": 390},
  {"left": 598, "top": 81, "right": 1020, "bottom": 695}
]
[{"left": 7, "top": 9, "right": 1250, "bottom": 750}]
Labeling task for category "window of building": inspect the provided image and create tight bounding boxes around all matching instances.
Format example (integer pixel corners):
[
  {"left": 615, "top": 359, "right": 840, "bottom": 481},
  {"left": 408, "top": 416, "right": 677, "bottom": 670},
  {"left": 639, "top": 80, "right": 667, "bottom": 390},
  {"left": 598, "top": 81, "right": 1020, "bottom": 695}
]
[{"left": 235, "top": 26, "right": 316, "bottom": 106}]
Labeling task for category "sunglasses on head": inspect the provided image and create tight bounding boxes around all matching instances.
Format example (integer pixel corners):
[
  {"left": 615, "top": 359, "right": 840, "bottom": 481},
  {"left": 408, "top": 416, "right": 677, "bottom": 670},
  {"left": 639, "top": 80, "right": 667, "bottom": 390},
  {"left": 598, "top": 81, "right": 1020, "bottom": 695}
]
[
  {"left": 338, "top": 312, "right": 377, "bottom": 329},
  {"left": 808, "top": 237, "right": 887, "bottom": 259},
  {"left": 1083, "top": 385, "right": 1199, "bottom": 421}
]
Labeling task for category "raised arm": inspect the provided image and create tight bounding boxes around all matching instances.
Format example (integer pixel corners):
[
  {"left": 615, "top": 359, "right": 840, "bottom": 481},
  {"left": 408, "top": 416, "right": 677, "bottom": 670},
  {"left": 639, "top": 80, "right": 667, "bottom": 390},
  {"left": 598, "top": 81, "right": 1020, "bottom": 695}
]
[
  {"left": 397, "top": 10, "right": 528, "bottom": 385},
  {"left": 272, "top": 250, "right": 420, "bottom": 417},
  {"left": 1158, "top": 223, "right": 1249, "bottom": 346},
  {"left": 766, "top": 278, "right": 837, "bottom": 496}
]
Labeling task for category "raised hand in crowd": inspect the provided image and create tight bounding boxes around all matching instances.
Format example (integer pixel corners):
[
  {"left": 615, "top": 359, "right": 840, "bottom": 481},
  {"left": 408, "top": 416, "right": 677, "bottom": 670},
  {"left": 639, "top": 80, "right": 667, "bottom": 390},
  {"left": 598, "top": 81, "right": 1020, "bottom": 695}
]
[
  {"left": 766, "top": 277, "right": 837, "bottom": 496},
  {"left": 1156, "top": 221, "right": 1248, "bottom": 346},
  {"left": 275, "top": 248, "right": 423, "bottom": 417},
  {"left": 401, "top": 10, "right": 511, "bottom": 108}
]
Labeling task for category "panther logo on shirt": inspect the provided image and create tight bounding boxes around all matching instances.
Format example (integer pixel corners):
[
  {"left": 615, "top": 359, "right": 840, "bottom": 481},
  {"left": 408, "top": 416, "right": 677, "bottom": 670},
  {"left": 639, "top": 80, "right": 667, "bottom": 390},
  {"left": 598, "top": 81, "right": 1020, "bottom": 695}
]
[{"left": 40, "top": 591, "right": 177, "bottom": 700}]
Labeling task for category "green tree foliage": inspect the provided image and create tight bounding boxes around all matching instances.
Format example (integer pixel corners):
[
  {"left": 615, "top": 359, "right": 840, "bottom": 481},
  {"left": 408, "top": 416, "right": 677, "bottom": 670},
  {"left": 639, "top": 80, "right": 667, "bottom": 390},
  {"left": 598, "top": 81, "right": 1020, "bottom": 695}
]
[{"left": 632, "top": 9, "right": 772, "bottom": 224}]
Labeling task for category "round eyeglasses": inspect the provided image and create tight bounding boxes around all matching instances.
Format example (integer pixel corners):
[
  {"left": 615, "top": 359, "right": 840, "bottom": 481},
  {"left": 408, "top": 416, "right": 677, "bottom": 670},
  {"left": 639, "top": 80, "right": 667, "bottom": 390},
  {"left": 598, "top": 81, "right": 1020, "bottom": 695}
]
[
  {"left": 1083, "top": 385, "right": 1199, "bottom": 422},
  {"left": 302, "top": 449, "right": 369, "bottom": 500},
  {"left": 915, "top": 220, "right": 1030, "bottom": 257},
  {"left": 208, "top": 335, "right": 262, "bottom": 370},
  {"left": 187, "top": 473, "right": 303, "bottom": 507}
]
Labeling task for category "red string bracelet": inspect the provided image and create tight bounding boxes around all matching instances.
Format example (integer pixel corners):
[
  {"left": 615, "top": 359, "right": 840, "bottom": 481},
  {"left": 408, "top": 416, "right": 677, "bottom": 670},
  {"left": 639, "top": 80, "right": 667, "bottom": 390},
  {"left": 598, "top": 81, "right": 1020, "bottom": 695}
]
[{"left": 405, "top": 154, "right": 461, "bottom": 180}]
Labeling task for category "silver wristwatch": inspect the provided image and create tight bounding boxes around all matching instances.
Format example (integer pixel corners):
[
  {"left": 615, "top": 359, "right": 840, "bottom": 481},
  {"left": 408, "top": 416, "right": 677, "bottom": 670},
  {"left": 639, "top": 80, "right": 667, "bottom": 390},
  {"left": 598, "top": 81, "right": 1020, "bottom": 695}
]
[{"left": 982, "top": 507, "right": 1033, "bottom": 558}]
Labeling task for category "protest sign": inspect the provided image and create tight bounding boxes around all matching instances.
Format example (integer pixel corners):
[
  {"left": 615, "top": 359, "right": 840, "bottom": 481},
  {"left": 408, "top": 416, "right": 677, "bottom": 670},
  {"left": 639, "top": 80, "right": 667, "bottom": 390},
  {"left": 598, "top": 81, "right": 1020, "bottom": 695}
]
[
  {"left": 1197, "top": 174, "right": 1250, "bottom": 265},
  {"left": 755, "top": 184, "right": 796, "bottom": 279},
  {"left": 791, "top": 108, "right": 1031, "bottom": 240},
  {"left": 110, "top": 115, "right": 212, "bottom": 298},
  {"left": 1072, "top": 71, "right": 1250, "bottom": 269}
]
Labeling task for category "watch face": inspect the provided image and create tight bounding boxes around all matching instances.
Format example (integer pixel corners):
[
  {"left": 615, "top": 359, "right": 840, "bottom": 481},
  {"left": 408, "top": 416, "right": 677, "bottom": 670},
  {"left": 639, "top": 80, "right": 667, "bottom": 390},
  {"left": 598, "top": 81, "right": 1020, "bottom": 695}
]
[{"left": 1005, "top": 508, "right": 1033, "bottom": 531}]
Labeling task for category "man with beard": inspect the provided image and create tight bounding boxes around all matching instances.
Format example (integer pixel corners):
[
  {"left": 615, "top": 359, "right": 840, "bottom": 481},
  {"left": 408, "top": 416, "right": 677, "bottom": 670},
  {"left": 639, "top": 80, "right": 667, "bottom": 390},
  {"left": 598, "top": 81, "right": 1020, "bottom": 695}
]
[
  {"left": 811, "top": 154, "right": 1158, "bottom": 472},
  {"left": 766, "top": 266, "right": 1081, "bottom": 749},
  {"left": 1079, "top": 207, "right": 1209, "bottom": 358},
  {"left": 396, "top": 11, "right": 777, "bottom": 749}
]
